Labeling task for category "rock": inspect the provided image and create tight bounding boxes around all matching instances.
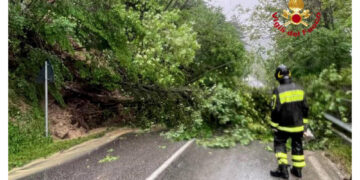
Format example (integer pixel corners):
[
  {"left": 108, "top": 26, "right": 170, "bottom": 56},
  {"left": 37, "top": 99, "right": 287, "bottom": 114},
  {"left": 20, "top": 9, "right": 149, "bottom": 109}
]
[
  {"left": 68, "top": 127, "right": 86, "bottom": 139},
  {"left": 55, "top": 126, "right": 69, "bottom": 139}
]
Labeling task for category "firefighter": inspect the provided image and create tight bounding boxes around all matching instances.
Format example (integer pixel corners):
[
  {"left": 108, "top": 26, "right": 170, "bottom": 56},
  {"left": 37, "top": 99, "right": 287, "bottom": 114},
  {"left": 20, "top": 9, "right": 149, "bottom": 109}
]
[{"left": 269, "top": 64, "right": 309, "bottom": 179}]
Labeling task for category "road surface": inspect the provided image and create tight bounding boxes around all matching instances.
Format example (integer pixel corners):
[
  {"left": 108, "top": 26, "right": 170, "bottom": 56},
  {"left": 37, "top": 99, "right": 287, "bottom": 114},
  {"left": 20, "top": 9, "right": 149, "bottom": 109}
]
[{"left": 14, "top": 131, "right": 345, "bottom": 180}]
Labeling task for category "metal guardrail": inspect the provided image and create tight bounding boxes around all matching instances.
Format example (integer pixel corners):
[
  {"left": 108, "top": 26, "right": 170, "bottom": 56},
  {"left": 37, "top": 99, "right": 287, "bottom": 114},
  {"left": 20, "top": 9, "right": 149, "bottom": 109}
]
[
  {"left": 323, "top": 112, "right": 352, "bottom": 143},
  {"left": 323, "top": 99, "right": 351, "bottom": 180},
  {"left": 331, "top": 128, "right": 352, "bottom": 144},
  {"left": 323, "top": 113, "right": 352, "bottom": 133}
]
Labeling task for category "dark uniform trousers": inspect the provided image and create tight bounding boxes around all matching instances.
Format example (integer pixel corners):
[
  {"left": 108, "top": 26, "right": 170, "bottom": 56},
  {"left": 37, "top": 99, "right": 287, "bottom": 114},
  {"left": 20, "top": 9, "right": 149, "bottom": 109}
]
[
  {"left": 271, "top": 82, "right": 309, "bottom": 168},
  {"left": 274, "top": 131, "right": 305, "bottom": 168}
]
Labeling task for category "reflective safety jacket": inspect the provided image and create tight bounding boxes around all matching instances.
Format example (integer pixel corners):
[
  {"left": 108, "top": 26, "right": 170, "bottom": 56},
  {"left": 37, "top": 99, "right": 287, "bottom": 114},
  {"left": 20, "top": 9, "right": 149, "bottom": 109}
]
[{"left": 270, "top": 81, "right": 309, "bottom": 133}]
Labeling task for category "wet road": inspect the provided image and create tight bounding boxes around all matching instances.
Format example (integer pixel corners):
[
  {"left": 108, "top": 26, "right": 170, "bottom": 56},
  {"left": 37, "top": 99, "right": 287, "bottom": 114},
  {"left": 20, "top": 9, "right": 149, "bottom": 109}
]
[
  {"left": 20, "top": 132, "right": 185, "bottom": 180},
  {"left": 158, "top": 141, "right": 343, "bottom": 180},
  {"left": 17, "top": 131, "right": 344, "bottom": 180}
]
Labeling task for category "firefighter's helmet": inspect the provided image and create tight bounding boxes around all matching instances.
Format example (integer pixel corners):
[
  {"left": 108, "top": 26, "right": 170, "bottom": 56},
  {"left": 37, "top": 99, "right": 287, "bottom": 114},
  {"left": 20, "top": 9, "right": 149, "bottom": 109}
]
[{"left": 275, "top": 64, "right": 291, "bottom": 80}]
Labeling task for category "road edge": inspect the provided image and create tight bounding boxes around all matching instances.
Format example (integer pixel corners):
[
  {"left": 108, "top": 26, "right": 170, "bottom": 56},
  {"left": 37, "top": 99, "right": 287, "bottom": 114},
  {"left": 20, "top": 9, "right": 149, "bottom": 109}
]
[{"left": 8, "top": 127, "right": 136, "bottom": 180}]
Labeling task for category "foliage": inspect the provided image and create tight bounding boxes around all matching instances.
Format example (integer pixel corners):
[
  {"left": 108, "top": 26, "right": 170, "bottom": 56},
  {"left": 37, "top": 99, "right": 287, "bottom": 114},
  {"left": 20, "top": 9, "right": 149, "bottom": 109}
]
[
  {"left": 8, "top": 0, "right": 252, "bottom": 166},
  {"left": 164, "top": 85, "right": 272, "bottom": 148},
  {"left": 129, "top": 9, "right": 200, "bottom": 86},
  {"left": 238, "top": 0, "right": 352, "bottom": 171},
  {"left": 249, "top": 0, "right": 352, "bottom": 143},
  {"left": 8, "top": 103, "right": 107, "bottom": 170},
  {"left": 8, "top": 102, "right": 51, "bottom": 158},
  {"left": 180, "top": 4, "right": 248, "bottom": 87},
  {"left": 8, "top": 0, "right": 352, "bottom": 174},
  {"left": 98, "top": 155, "right": 119, "bottom": 163},
  {"left": 9, "top": 47, "right": 72, "bottom": 106},
  {"left": 267, "top": 27, "right": 351, "bottom": 78},
  {"left": 9, "top": 0, "right": 200, "bottom": 90},
  {"left": 244, "top": 0, "right": 352, "bottom": 81},
  {"left": 304, "top": 65, "right": 351, "bottom": 141},
  {"left": 325, "top": 137, "right": 352, "bottom": 173}
]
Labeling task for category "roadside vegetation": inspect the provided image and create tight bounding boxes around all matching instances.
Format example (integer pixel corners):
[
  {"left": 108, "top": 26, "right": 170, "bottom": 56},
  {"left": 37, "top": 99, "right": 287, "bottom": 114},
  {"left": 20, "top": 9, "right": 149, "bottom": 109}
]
[
  {"left": 9, "top": 0, "right": 351, "bottom": 173},
  {"left": 250, "top": 0, "right": 352, "bottom": 173}
]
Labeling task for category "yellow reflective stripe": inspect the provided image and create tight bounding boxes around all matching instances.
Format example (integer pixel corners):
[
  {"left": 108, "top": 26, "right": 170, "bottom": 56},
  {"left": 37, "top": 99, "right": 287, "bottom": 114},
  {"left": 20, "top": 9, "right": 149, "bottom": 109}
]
[
  {"left": 278, "top": 126, "right": 304, "bottom": 132},
  {"left": 278, "top": 158, "right": 288, "bottom": 165},
  {"left": 276, "top": 152, "right": 287, "bottom": 159},
  {"left": 271, "top": 94, "right": 277, "bottom": 109},
  {"left": 292, "top": 155, "right": 305, "bottom": 161},
  {"left": 293, "top": 161, "right": 306, "bottom": 167},
  {"left": 303, "top": 118, "right": 309, "bottom": 124},
  {"left": 279, "top": 90, "right": 304, "bottom": 104},
  {"left": 270, "top": 121, "right": 279, "bottom": 128}
]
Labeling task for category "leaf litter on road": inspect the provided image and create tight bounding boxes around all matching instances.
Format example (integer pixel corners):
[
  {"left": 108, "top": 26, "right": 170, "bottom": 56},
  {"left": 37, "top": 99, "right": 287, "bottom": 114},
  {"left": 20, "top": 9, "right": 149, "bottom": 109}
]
[
  {"left": 265, "top": 145, "right": 273, "bottom": 152},
  {"left": 98, "top": 155, "right": 119, "bottom": 163},
  {"left": 107, "top": 148, "right": 114, "bottom": 153}
]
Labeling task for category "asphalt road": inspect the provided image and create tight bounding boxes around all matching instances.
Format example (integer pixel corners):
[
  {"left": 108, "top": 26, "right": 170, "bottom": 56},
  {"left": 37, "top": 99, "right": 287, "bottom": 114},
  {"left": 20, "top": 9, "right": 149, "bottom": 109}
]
[
  {"left": 20, "top": 132, "right": 185, "bottom": 180},
  {"left": 158, "top": 141, "right": 342, "bottom": 180},
  {"left": 18, "top": 131, "right": 344, "bottom": 180}
]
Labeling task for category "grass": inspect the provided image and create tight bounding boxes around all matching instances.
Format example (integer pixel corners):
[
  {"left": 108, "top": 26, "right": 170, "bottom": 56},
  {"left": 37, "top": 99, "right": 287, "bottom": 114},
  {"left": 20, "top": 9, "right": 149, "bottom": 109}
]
[
  {"left": 9, "top": 130, "right": 107, "bottom": 170},
  {"left": 8, "top": 95, "right": 112, "bottom": 171},
  {"left": 325, "top": 137, "right": 352, "bottom": 174}
]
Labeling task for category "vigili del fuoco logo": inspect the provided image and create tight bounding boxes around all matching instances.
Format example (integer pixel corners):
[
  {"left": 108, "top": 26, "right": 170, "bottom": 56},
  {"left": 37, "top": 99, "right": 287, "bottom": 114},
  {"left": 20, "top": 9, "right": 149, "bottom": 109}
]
[{"left": 272, "top": 0, "right": 321, "bottom": 37}]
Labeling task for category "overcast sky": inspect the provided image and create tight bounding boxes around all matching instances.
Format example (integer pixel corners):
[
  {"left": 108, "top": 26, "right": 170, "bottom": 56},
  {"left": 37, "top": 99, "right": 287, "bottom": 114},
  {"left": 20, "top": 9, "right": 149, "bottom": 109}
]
[
  {"left": 205, "top": 0, "right": 259, "bottom": 20},
  {"left": 205, "top": 0, "right": 272, "bottom": 57},
  {"left": 205, "top": 0, "right": 270, "bottom": 85}
]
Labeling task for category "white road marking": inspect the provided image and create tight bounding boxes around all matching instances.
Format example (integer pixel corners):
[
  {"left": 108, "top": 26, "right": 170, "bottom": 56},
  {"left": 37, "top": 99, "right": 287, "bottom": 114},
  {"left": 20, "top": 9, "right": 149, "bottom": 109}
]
[{"left": 146, "top": 139, "right": 195, "bottom": 180}]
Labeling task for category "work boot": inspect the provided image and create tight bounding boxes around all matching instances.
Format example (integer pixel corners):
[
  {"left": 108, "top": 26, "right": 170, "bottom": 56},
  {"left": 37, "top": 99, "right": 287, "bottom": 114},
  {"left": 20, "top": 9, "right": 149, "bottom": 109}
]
[
  {"left": 290, "top": 167, "right": 302, "bottom": 178},
  {"left": 270, "top": 165, "right": 289, "bottom": 179}
]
